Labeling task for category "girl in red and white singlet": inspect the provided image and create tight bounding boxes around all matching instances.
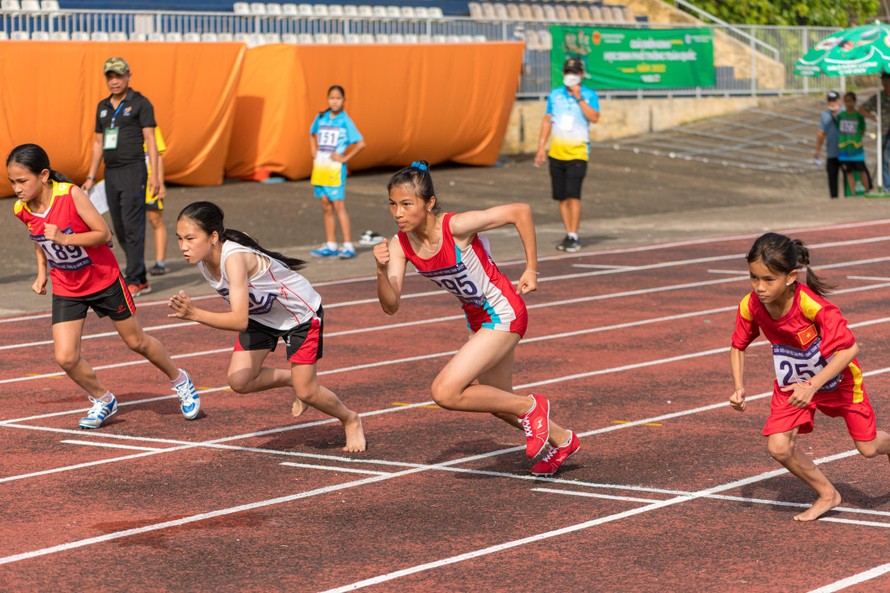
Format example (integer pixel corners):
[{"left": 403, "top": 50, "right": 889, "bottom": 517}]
[
  {"left": 730, "top": 232, "right": 890, "bottom": 522},
  {"left": 8, "top": 144, "right": 200, "bottom": 430},
  {"left": 373, "top": 161, "right": 578, "bottom": 476},
  {"left": 168, "top": 201, "right": 365, "bottom": 452}
]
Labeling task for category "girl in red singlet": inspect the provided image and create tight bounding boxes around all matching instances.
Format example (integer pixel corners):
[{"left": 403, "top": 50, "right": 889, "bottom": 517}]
[{"left": 9, "top": 144, "right": 200, "bottom": 429}]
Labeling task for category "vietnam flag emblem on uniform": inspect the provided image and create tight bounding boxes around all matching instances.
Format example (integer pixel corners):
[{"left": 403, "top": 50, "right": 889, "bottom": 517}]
[{"left": 797, "top": 324, "right": 818, "bottom": 347}]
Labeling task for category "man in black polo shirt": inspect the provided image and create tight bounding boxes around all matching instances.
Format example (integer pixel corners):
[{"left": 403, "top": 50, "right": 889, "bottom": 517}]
[{"left": 83, "top": 57, "right": 160, "bottom": 297}]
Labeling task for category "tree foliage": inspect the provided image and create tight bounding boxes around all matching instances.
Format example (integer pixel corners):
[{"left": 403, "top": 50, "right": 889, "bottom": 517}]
[{"left": 684, "top": 0, "right": 879, "bottom": 27}]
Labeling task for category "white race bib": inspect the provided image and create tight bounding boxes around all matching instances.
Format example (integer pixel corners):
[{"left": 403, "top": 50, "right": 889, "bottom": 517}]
[
  {"left": 420, "top": 262, "right": 485, "bottom": 308},
  {"left": 772, "top": 338, "right": 841, "bottom": 391},
  {"left": 36, "top": 229, "right": 91, "bottom": 271},
  {"left": 317, "top": 125, "right": 341, "bottom": 151}
]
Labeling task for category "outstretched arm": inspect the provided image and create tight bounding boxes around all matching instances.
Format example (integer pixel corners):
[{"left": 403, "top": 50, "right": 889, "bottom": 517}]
[
  {"left": 729, "top": 346, "right": 747, "bottom": 411},
  {"left": 373, "top": 236, "right": 408, "bottom": 315},
  {"left": 168, "top": 251, "right": 252, "bottom": 331},
  {"left": 450, "top": 204, "right": 538, "bottom": 294}
]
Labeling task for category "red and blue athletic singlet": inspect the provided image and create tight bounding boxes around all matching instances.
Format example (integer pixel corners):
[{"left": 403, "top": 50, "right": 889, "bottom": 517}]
[
  {"left": 14, "top": 181, "right": 121, "bottom": 297},
  {"left": 398, "top": 212, "right": 528, "bottom": 337},
  {"left": 732, "top": 283, "right": 865, "bottom": 403}
]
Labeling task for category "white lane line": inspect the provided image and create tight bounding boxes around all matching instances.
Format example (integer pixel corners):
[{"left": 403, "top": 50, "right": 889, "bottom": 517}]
[
  {"left": 279, "top": 462, "right": 390, "bottom": 476},
  {"left": 4, "top": 220, "right": 890, "bottom": 326},
  {"left": 530, "top": 488, "right": 656, "bottom": 504},
  {"left": 807, "top": 563, "right": 890, "bottom": 593},
  {"left": 60, "top": 439, "right": 163, "bottom": 452},
  {"left": 570, "top": 264, "right": 638, "bottom": 270},
  {"left": 319, "top": 450, "right": 863, "bottom": 593},
  {"left": 847, "top": 275, "right": 890, "bottom": 282},
  {"left": 707, "top": 269, "right": 748, "bottom": 275}
]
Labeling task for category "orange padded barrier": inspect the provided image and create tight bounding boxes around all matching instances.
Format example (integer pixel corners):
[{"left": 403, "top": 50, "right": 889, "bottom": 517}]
[
  {"left": 0, "top": 41, "right": 522, "bottom": 196},
  {"left": 225, "top": 42, "right": 523, "bottom": 180},
  {"left": 0, "top": 41, "right": 245, "bottom": 196}
]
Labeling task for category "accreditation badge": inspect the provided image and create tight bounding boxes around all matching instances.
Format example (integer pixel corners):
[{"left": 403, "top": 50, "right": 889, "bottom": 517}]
[
  {"left": 310, "top": 151, "right": 342, "bottom": 187},
  {"left": 103, "top": 128, "right": 119, "bottom": 150}
]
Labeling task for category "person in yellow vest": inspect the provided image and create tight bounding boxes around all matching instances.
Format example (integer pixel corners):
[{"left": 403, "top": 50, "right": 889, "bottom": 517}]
[{"left": 145, "top": 127, "right": 168, "bottom": 275}]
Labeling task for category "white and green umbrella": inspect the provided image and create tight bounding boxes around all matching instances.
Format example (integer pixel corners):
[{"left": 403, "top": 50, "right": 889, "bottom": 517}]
[{"left": 795, "top": 22, "right": 890, "bottom": 188}]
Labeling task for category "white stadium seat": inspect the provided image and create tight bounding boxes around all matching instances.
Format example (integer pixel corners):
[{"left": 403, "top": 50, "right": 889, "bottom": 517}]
[
  {"left": 389, "top": 33, "right": 405, "bottom": 43},
  {"left": 538, "top": 29, "right": 552, "bottom": 50},
  {"left": 481, "top": 3, "right": 495, "bottom": 19},
  {"left": 468, "top": 2, "right": 482, "bottom": 18},
  {"left": 414, "top": 6, "right": 429, "bottom": 17},
  {"left": 372, "top": 6, "right": 386, "bottom": 18},
  {"left": 263, "top": 32, "right": 281, "bottom": 44},
  {"left": 2, "top": 0, "right": 21, "bottom": 10},
  {"left": 328, "top": 5, "right": 344, "bottom": 17},
  {"left": 431, "top": 34, "right": 446, "bottom": 43},
  {"left": 417, "top": 33, "right": 431, "bottom": 42},
  {"left": 343, "top": 5, "right": 358, "bottom": 17},
  {"left": 281, "top": 33, "right": 298, "bottom": 43},
  {"left": 233, "top": 2, "right": 250, "bottom": 15},
  {"left": 21, "top": 0, "right": 39, "bottom": 10},
  {"left": 201, "top": 32, "right": 219, "bottom": 41},
  {"left": 109, "top": 31, "right": 128, "bottom": 41},
  {"left": 523, "top": 30, "right": 538, "bottom": 50},
  {"left": 358, "top": 33, "right": 374, "bottom": 43},
  {"left": 507, "top": 3, "right": 521, "bottom": 19},
  {"left": 266, "top": 3, "right": 282, "bottom": 16},
  {"left": 282, "top": 3, "right": 298, "bottom": 16},
  {"left": 70, "top": 31, "right": 90, "bottom": 40},
  {"left": 297, "top": 3, "right": 312, "bottom": 16},
  {"left": 345, "top": 33, "right": 361, "bottom": 43},
  {"left": 494, "top": 4, "right": 508, "bottom": 19},
  {"left": 249, "top": 2, "right": 266, "bottom": 15},
  {"left": 313, "top": 4, "right": 328, "bottom": 16},
  {"left": 357, "top": 5, "right": 373, "bottom": 17},
  {"left": 385, "top": 6, "right": 400, "bottom": 17},
  {"left": 428, "top": 7, "right": 443, "bottom": 18},
  {"left": 183, "top": 32, "right": 201, "bottom": 42},
  {"left": 554, "top": 5, "right": 568, "bottom": 21},
  {"left": 328, "top": 33, "right": 345, "bottom": 44},
  {"left": 445, "top": 34, "right": 460, "bottom": 43},
  {"left": 374, "top": 33, "right": 389, "bottom": 43},
  {"left": 217, "top": 32, "right": 234, "bottom": 41},
  {"left": 313, "top": 33, "right": 330, "bottom": 43},
  {"left": 129, "top": 32, "right": 147, "bottom": 41},
  {"left": 403, "top": 33, "right": 418, "bottom": 43},
  {"left": 165, "top": 32, "right": 183, "bottom": 41},
  {"left": 50, "top": 31, "right": 69, "bottom": 40},
  {"left": 91, "top": 31, "right": 110, "bottom": 41},
  {"left": 0, "top": 31, "right": 9, "bottom": 39},
  {"left": 40, "top": 0, "right": 59, "bottom": 9},
  {"left": 458, "top": 34, "right": 473, "bottom": 43},
  {"left": 472, "top": 34, "right": 486, "bottom": 43},
  {"left": 400, "top": 6, "right": 414, "bottom": 17},
  {"left": 30, "top": 30, "right": 49, "bottom": 40},
  {"left": 297, "top": 33, "right": 313, "bottom": 43}
]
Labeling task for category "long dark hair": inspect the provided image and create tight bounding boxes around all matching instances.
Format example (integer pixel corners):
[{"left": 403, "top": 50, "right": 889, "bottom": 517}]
[
  {"left": 177, "top": 201, "right": 306, "bottom": 271},
  {"left": 6, "top": 144, "right": 71, "bottom": 183},
  {"left": 746, "top": 232, "right": 834, "bottom": 297},
  {"left": 387, "top": 160, "right": 441, "bottom": 214}
]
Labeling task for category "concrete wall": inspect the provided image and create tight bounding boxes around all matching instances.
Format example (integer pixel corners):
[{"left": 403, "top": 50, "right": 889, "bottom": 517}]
[{"left": 502, "top": 96, "right": 760, "bottom": 154}]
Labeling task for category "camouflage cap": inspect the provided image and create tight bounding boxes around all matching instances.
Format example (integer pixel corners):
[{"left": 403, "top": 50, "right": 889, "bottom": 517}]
[
  {"left": 563, "top": 56, "right": 584, "bottom": 73},
  {"left": 103, "top": 57, "right": 130, "bottom": 75}
]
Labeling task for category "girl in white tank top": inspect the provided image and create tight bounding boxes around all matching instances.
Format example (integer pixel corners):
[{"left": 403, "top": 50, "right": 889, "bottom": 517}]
[{"left": 168, "top": 201, "right": 365, "bottom": 452}]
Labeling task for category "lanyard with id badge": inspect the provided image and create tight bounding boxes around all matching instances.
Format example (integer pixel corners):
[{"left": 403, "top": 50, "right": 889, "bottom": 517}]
[
  {"left": 103, "top": 102, "right": 126, "bottom": 151},
  {"left": 310, "top": 125, "right": 343, "bottom": 187}
]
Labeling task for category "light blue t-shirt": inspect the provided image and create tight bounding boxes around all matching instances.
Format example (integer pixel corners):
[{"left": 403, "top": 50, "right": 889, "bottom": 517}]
[
  {"left": 819, "top": 110, "right": 839, "bottom": 159},
  {"left": 545, "top": 86, "right": 600, "bottom": 162},
  {"left": 310, "top": 110, "right": 363, "bottom": 155}
]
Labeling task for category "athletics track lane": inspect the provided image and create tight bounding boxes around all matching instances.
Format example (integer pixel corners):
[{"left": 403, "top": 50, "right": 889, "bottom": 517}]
[{"left": 0, "top": 221, "right": 889, "bottom": 592}]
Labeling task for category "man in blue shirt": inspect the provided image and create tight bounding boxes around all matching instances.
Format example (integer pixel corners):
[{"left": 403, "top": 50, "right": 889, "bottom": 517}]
[
  {"left": 814, "top": 90, "right": 842, "bottom": 199},
  {"left": 534, "top": 56, "right": 600, "bottom": 252}
]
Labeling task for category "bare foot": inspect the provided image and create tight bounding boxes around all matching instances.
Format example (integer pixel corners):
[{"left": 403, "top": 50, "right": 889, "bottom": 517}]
[
  {"left": 342, "top": 413, "right": 366, "bottom": 452},
  {"left": 793, "top": 490, "right": 842, "bottom": 522},
  {"left": 291, "top": 398, "right": 307, "bottom": 417}
]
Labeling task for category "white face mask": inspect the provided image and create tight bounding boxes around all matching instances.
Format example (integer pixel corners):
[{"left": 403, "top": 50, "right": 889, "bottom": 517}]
[{"left": 563, "top": 73, "right": 582, "bottom": 87}]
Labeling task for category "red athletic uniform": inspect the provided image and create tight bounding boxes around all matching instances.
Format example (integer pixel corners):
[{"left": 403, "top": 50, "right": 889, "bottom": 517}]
[
  {"left": 398, "top": 212, "right": 528, "bottom": 337},
  {"left": 731, "top": 283, "right": 877, "bottom": 441},
  {"left": 14, "top": 181, "right": 122, "bottom": 297}
]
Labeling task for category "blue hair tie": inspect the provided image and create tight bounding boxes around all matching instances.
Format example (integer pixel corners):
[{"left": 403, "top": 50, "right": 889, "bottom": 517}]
[{"left": 410, "top": 161, "right": 428, "bottom": 171}]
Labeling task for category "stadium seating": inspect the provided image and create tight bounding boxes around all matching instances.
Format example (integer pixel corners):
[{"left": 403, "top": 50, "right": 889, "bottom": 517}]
[
  {"left": 1, "top": 0, "right": 20, "bottom": 10},
  {"left": 282, "top": 3, "right": 298, "bottom": 15},
  {"left": 184, "top": 32, "right": 202, "bottom": 41},
  {"left": 109, "top": 31, "right": 128, "bottom": 41},
  {"left": 233, "top": 2, "right": 249, "bottom": 14},
  {"left": 281, "top": 32, "right": 298, "bottom": 43},
  {"left": 30, "top": 30, "right": 49, "bottom": 40},
  {"left": 41, "top": 0, "right": 59, "bottom": 9},
  {"left": 266, "top": 2, "right": 282, "bottom": 15},
  {"left": 21, "top": 0, "right": 38, "bottom": 10},
  {"left": 50, "top": 31, "right": 68, "bottom": 40}
]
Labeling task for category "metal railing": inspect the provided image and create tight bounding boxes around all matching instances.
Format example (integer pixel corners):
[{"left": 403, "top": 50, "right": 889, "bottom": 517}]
[{"left": 0, "top": 7, "right": 844, "bottom": 99}]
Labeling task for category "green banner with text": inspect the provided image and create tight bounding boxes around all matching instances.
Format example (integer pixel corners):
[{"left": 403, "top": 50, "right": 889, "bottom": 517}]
[{"left": 551, "top": 26, "right": 716, "bottom": 89}]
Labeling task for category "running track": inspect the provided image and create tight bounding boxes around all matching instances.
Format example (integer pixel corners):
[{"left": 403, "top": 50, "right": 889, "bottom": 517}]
[{"left": 1, "top": 220, "right": 889, "bottom": 592}]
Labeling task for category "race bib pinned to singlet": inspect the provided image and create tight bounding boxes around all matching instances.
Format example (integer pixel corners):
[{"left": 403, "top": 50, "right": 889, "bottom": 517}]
[
  {"left": 35, "top": 228, "right": 92, "bottom": 271},
  {"left": 772, "top": 338, "right": 842, "bottom": 392},
  {"left": 421, "top": 262, "right": 486, "bottom": 308},
  {"left": 316, "top": 125, "right": 341, "bottom": 151}
]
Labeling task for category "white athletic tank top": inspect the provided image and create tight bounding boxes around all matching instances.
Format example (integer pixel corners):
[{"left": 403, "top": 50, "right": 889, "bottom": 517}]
[{"left": 199, "top": 241, "right": 321, "bottom": 331}]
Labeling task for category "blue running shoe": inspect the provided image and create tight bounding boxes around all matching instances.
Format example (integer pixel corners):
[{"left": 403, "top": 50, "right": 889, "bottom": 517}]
[
  {"left": 311, "top": 245, "right": 339, "bottom": 257},
  {"left": 338, "top": 246, "right": 357, "bottom": 259},
  {"left": 79, "top": 395, "right": 118, "bottom": 429},
  {"left": 174, "top": 369, "right": 201, "bottom": 420}
]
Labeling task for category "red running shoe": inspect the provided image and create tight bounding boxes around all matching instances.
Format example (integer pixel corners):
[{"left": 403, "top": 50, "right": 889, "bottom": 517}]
[
  {"left": 519, "top": 394, "right": 550, "bottom": 458},
  {"left": 531, "top": 431, "right": 580, "bottom": 476}
]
